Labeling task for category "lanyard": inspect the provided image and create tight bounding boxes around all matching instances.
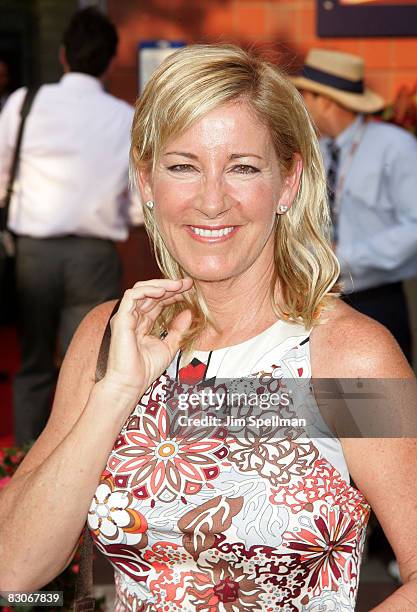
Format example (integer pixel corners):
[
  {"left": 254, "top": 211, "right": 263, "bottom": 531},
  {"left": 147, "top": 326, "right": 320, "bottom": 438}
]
[{"left": 332, "top": 116, "right": 367, "bottom": 217}]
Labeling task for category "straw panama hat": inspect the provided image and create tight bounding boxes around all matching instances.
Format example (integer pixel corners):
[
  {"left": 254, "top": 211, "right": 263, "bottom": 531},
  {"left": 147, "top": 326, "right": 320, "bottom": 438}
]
[{"left": 291, "top": 48, "right": 385, "bottom": 114}]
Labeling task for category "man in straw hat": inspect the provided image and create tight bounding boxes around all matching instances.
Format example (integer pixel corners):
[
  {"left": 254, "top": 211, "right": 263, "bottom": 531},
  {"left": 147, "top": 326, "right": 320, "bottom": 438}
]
[{"left": 292, "top": 48, "right": 417, "bottom": 363}]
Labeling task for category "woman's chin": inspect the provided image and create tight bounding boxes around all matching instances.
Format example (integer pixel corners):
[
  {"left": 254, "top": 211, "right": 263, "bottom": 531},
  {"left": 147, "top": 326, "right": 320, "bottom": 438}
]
[
  {"left": 183, "top": 265, "right": 243, "bottom": 283},
  {"left": 175, "top": 253, "right": 247, "bottom": 283}
]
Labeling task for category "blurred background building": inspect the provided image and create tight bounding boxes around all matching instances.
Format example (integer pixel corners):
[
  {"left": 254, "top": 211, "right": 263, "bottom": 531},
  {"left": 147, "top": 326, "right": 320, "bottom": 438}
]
[{"left": 2, "top": 0, "right": 415, "bottom": 126}]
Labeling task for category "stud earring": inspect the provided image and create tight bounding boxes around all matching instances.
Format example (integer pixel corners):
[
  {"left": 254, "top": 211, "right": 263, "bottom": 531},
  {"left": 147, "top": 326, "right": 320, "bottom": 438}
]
[
  {"left": 278, "top": 205, "right": 288, "bottom": 214},
  {"left": 145, "top": 200, "right": 154, "bottom": 210}
]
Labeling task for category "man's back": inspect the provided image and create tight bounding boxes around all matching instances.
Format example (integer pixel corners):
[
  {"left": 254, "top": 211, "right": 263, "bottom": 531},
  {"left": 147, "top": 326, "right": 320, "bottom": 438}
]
[{"left": 0, "top": 73, "right": 133, "bottom": 240}]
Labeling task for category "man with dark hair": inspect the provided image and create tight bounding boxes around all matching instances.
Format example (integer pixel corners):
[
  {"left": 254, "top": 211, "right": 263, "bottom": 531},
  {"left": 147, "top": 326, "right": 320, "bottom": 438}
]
[
  {"left": 62, "top": 6, "right": 118, "bottom": 77},
  {"left": 0, "top": 8, "right": 140, "bottom": 446}
]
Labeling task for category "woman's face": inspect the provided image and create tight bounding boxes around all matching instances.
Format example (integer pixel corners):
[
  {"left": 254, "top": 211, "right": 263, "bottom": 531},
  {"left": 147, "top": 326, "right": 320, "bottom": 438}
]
[{"left": 139, "top": 100, "right": 301, "bottom": 283}]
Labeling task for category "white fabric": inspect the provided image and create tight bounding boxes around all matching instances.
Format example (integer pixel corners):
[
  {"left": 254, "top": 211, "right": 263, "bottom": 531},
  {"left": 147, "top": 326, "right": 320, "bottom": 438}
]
[{"left": 0, "top": 73, "right": 143, "bottom": 240}]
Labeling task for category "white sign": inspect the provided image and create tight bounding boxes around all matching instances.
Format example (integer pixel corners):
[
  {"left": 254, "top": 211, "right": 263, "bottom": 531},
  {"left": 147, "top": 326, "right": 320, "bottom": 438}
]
[{"left": 138, "top": 40, "right": 185, "bottom": 93}]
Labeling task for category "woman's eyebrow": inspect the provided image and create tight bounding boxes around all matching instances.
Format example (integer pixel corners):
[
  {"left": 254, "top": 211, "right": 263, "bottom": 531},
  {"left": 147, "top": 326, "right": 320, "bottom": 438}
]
[
  {"left": 163, "top": 152, "right": 264, "bottom": 160},
  {"left": 229, "top": 153, "right": 264, "bottom": 160},
  {"left": 163, "top": 151, "right": 198, "bottom": 159}
]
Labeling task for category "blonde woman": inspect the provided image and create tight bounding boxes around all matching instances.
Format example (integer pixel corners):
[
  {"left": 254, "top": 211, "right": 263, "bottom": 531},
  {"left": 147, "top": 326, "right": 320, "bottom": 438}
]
[{"left": 1, "top": 44, "right": 416, "bottom": 611}]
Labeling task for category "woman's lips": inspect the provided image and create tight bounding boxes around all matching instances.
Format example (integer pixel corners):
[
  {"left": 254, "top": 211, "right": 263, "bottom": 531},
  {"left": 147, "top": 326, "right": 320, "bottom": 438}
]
[{"left": 185, "top": 225, "right": 239, "bottom": 243}]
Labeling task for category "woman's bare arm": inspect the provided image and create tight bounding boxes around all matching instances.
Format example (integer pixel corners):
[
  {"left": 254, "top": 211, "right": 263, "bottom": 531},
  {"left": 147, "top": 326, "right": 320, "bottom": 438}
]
[
  {"left": 0, "top": 278, "right": 193, "bottom": 592},
  {"left": 0, "top": 300, "right": 138, "bottom": 590}
]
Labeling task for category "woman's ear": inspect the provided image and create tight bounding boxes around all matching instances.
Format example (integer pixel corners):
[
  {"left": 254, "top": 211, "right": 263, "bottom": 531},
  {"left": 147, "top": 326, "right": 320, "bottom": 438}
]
[
  {"left": 276, "top": 154, "right": 303, "bottom": 215},
  {"left": 137, "top": 166, "right": 154, "bottom": 203}
]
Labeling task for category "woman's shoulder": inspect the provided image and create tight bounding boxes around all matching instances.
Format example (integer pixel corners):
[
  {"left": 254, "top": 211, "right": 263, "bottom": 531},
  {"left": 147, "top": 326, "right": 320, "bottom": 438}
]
[
  {"left": 309, "top": 297, "right": 412, "bottom": 378},
  {"left": 60, "top": 299, "right": 119, "bottom": 384},
  {"left": 71, "top": 300, "right": 119, "bottom": 350}
]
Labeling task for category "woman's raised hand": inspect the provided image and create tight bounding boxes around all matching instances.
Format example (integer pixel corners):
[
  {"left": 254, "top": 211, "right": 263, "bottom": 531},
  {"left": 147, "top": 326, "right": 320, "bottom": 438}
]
[{"left": 102, "top": 278, "right": 193, "bottom": 398}]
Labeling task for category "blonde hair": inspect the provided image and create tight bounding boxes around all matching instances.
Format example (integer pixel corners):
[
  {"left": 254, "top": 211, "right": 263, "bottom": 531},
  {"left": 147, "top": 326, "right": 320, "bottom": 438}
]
[{"left": 130, "top": 44, "right": 340, "bottom": 352}]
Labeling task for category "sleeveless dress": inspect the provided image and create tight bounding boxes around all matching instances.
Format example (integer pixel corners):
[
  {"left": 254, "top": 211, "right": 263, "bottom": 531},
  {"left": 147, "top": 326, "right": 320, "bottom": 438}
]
[{"left": 87, "top": 319, "right": 370, "bottom": 611}]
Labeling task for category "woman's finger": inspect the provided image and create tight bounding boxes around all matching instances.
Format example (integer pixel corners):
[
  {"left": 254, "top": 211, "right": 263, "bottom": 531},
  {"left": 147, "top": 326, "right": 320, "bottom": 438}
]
[
  {"left": 131, "top": 277, "right": 193, "bottom": 291},
  {"left": 134, "top": 295, "right": 186, "bottom": 336},
  {"left": 138, "top": 291, "right": 185, "bottom": 313},
  {"left": 111, "top": 287, "right": 164, "bottom": 326},
  {"left": 111, "top": 279, "right": 193, "bottom": 337},
  {"left": 115, "top": 284, "right": 176, "bottom": 317},
  {"left": 118, "top": 279, "right": 192, "bottom": 315},
  {"left": 162, "top": 309, "right": 193, "bottom": 357}
]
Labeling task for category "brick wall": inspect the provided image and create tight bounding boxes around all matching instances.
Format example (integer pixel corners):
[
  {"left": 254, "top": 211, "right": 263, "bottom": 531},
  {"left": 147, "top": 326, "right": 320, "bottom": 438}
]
[{"left": 107, "top": 0, "right": 417, "bottom": 106}]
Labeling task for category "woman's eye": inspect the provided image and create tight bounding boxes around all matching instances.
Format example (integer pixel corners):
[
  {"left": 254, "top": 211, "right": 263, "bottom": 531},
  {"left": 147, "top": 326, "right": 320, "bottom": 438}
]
[
  {"left": 231, "top": 164, "right": 260, "bottom": 174},
  {"left": 167, "top": 164, "right": 195, "bottom": 172}
]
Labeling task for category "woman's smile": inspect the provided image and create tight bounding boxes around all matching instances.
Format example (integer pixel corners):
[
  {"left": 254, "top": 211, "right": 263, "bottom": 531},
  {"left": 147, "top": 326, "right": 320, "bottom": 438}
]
[{"left": 185, "top": 224, "right": 240, "bottom": 243}]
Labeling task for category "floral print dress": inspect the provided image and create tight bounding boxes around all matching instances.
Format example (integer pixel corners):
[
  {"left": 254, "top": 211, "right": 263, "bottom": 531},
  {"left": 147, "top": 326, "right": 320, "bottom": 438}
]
[{"left": 88, "top": 318, "right": 370, "bottom": 611}]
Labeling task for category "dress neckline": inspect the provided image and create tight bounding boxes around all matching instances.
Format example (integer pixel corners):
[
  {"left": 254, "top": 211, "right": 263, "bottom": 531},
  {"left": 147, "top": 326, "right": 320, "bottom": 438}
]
[{"left": 191, "top": 317, "right": 287, "bottom": 356}]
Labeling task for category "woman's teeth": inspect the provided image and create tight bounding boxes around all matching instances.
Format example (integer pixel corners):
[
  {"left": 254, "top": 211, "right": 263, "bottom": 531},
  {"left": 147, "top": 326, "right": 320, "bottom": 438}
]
[{"left": 191, "top": 226, "right": 234, "bottom": 237}]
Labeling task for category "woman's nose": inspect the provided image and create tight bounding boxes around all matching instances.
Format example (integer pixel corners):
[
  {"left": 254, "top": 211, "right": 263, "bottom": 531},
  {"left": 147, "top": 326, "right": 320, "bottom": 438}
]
[{"left": 194, "top": 175, "right": 232, "bottom": 218}]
